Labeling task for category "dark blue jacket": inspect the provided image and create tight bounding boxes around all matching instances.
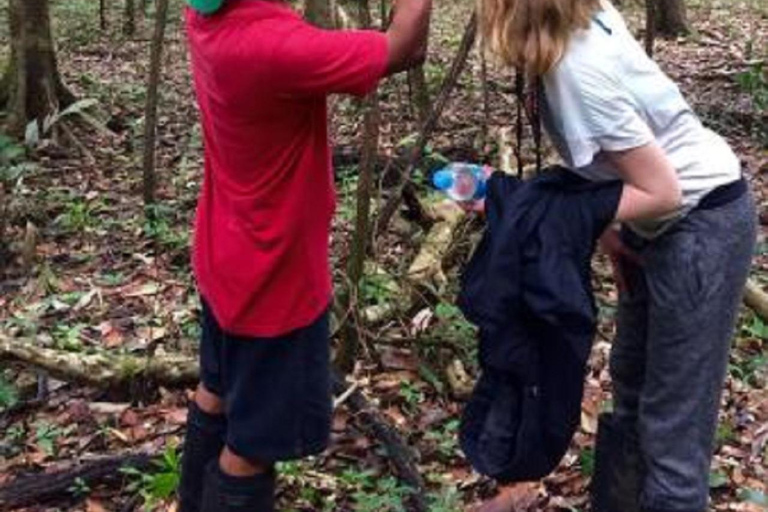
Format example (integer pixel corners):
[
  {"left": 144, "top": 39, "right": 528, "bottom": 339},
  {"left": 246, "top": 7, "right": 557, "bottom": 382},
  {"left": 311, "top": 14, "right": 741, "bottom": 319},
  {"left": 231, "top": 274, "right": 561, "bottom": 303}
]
[{"left": 458, "top": 167, "right": 621, "bottom": 482}]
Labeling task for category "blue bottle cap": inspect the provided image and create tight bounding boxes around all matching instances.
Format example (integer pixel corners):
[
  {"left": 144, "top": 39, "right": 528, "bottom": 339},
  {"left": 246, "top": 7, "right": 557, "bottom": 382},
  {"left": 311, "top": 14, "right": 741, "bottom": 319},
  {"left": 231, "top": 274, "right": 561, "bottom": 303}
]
[{"left": 433, "top": 170, "right": 454, "bottom": 191}]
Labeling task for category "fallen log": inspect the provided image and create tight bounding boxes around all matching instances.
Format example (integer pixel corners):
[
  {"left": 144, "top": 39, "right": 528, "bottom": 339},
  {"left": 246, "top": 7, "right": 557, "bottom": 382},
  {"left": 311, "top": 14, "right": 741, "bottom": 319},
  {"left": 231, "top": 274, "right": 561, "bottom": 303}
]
[
  {"left": 406, "top": 200, "right": 467, "bottom": 294},
  {"left": 332, "top": 375, "right": 429, "bottom": 512},
  {"left": 0, "top": 334, "right": 198, "bottom": 388},
  {"left": 0, "top": 452, "right": 153, "bottom": 510}
]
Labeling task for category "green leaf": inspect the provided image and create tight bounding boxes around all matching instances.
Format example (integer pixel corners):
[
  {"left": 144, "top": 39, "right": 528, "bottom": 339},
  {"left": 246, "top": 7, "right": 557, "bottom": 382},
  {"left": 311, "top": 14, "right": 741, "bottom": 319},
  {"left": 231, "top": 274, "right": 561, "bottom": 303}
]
[
  {"left": 149, "top": 472, "right": 179, "bottom": 499},
  {"left": 708, "top": 470, "right": 729, "bottom": 489},
  {"left": 0, "top": 376, "right": 18, "bottom": 410},
  {"left": 739, "top": 488, "right": 768, "bottom": 506},
  {"left": 57, "top": 98, "right": 99, "bottom": 120},
  {"left": 579, "top": 447, "right": 596, "bottom": 477}
]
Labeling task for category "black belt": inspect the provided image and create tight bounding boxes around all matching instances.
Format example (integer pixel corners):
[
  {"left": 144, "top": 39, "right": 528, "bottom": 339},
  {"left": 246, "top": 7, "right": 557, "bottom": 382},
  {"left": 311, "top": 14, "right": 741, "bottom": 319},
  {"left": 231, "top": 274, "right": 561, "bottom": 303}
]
[{"left": 696, "top": 177, "right": 747, "bottom": 211}]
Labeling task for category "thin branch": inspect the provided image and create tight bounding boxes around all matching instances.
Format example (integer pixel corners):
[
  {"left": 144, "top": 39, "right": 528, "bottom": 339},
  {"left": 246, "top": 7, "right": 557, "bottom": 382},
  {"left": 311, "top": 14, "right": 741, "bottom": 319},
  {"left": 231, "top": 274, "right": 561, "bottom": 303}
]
[{"left": 373, "top": 12, "right": 478, "bottom": 242}]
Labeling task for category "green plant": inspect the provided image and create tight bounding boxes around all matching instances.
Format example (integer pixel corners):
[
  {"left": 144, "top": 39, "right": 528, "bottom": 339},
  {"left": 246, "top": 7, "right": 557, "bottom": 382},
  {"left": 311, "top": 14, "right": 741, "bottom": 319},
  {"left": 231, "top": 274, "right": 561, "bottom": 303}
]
[
  {"left": 144, "top": 204, "right": 189, "bottom": 251},
  {"left": 399, "top": 380, "right": 425, "bottom": 413},
  {"left": 738, "top": 488, "right": 768, "bottom": 507},
  {"left": 337, "top": 172, "right": 360, "bottom": 221},
  {"left": 352, "top": 476, "right": 411, "bottom": 512},
  {"left": 25, "top": 99, "right": 100, "bottom": 147},
  {"left": 427, "top": 486, "right": 462, "bottom": 512},
  {"left": 0, "top": 134, "right": 36, "bottom": 187},
  {"left": 579, "top": 447, "right": 596, "bottom": 477},
  {"left": 433, "top": 303, "right": 477, "bottom": 347},
  {"left": 424, "top": 419, "right": 460, "bottom": 460},
  {"left": 735, "top": 62, "right": 768, "bottom": 111},
  {"left": 708, "top": 470, "right": 729, "bottom": 489},
  {"left": 52, "top": 323, "right": 84, "bottom": 351},
  {"left": 744, "top": 315, "right": 768, "bottom": 339},
  {"left": 715, "top": 422, "right": 737, "bottom": 447},
  {"left": 729, "top": 352, "right": 767, "bottom": 387},
  {"left": 34, "top": 421, "right": 65, "bottom": 455},
  {"left": 360, "top": 271, "right": 398, "bottom": 306},
  {"left": 99, "top": 271, "right": 126, "bottom": 287},
  {"left": 7, "top": 424, "right": 25, "bottom": 443},
  {"left": 122, "top": 445, "right": 181, "bottom": 508},
  {"left": 55, "top": 199, "right": 99, "bottom": 233},
  {"left": 0, "top": 375, "right": 18, "bottom": 410},
  {"left": 68, "top": 477, "right": 91, "bottom": 498}
]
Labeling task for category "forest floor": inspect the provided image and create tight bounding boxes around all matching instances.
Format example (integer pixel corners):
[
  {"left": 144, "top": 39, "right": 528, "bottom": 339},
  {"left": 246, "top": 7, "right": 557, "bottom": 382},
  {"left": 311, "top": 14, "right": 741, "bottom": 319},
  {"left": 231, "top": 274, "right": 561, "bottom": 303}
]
[{"left": 0, "top": 0, "right": 766, "bottom": 510}]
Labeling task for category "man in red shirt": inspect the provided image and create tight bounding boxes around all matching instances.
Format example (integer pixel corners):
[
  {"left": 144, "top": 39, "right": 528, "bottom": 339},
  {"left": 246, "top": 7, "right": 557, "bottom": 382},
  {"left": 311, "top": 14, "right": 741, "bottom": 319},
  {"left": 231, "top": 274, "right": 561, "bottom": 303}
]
[{"left": 178, "top": 0, "right": 432, "bottom": 510}]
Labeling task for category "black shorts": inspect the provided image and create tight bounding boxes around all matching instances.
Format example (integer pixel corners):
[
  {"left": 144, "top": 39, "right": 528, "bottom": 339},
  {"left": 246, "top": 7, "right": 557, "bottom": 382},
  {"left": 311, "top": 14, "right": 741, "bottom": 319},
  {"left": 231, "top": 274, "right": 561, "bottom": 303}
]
[{"left": 199, "top": 300, "right": 332, "bottom": 463}]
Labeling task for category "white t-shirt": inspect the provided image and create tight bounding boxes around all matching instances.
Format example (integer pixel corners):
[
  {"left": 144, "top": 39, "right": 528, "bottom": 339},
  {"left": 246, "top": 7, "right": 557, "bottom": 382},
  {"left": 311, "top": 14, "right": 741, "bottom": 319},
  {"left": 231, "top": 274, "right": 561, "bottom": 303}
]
[{"left": 542, "top": 0, "right": 741, "bottom": 238}]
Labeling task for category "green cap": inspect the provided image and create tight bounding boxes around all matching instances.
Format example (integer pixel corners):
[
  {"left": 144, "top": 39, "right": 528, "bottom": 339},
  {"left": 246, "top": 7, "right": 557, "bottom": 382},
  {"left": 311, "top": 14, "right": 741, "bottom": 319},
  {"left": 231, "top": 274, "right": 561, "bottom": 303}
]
[{"left": 187, "top": 0, "right": 224, "bottom": 15}]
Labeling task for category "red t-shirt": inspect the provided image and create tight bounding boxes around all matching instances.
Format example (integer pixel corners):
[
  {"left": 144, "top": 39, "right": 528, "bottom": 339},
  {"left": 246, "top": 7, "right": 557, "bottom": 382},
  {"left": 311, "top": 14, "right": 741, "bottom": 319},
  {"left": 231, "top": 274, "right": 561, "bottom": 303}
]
[{"left": 185, "top": 1, "right": 388, "bottom": 336}]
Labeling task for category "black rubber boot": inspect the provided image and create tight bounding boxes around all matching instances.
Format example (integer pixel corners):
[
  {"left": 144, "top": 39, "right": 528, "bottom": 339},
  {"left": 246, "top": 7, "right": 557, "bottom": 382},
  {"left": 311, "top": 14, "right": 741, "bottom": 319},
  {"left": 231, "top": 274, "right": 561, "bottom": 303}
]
[
  {"left": 591, "top": 412, "right": 645, "bottom": 512},
  {"left": 178, "top": 402, "right": 227, "bottom": 512},
  {"left": 201, "top": 461, "right": 276, "bottom": 512}
]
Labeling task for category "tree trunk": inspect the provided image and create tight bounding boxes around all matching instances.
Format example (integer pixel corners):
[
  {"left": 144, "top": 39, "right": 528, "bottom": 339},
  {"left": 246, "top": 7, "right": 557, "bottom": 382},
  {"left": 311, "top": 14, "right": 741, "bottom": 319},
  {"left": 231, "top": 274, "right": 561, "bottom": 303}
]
[
  {"left": 655, "top": 0, "right": 689, "bottom": 37},
  {"left": 123, "top": 0, "right": 136, "bottom": 35},
  {"left": 335, "top": 0, "right": 379, "bottom": 374},
  {"left": 141, "top": 0, "right": 169, "bottom": 207},
  {"left": 1, "top": 0, "right": 74, "bottom": 137},
  {"left": 408, "top": 66, "right": 431, "bottom": 124},
  {"left": 305, "top": 0, "right": 334, "bottom": 28},
  {"left": 100, "top": 0, "right": 108, "bottom": 30},
  {"left": 645, "top": 0, "right": 657, "bottom": 56},
  {"left": 0, "top": 183, "right": 7, "bottom": 270}
]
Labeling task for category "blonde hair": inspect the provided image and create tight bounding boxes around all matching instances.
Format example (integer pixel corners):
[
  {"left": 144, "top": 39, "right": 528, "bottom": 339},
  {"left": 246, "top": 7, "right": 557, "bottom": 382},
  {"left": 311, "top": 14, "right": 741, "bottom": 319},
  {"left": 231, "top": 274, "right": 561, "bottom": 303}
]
[{"left": 478, "top": 0, "right": 601, "bottom": 75}]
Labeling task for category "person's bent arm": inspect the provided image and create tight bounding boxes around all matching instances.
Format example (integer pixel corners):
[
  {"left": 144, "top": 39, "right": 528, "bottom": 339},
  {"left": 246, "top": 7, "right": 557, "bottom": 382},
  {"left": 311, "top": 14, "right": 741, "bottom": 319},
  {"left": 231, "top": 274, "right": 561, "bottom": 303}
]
[
  {"left": 385, "top": 0, "right": 432, "bottom": 75},
  {"left": 605, "top": 142, "right": 683, "bottom": 222}
]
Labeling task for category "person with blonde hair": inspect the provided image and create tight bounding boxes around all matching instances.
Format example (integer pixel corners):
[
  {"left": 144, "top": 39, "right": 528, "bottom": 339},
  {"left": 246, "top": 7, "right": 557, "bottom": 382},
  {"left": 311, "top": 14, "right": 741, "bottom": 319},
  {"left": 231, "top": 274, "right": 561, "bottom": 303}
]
[{"left": 471, "top": 0, "right": 755, "bottom": 511}]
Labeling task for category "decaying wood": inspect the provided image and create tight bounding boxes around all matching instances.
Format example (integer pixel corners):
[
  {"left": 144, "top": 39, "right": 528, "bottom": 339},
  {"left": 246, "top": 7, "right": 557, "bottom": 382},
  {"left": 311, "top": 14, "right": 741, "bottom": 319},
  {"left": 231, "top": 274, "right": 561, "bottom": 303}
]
[
  {"left": 0, "top": 334, "right": 199, "bottom": 387},
  {"left": 445, "top": 358, "right": 473, "bottom": 400},
  {"left": 744, "top": 279, "right": 768, "bottom": 324},
  {"left": 332, "top": 375, "right": 429, "bottom": 512},
  {"left": 0, "top": 452, "right": 153, "bottom": 510},
  {"left": 406, "top": 200, "right": 466, "bottom": 293},
  {"left": 374, "top": 12, "right": 478, "bottom": 241}
]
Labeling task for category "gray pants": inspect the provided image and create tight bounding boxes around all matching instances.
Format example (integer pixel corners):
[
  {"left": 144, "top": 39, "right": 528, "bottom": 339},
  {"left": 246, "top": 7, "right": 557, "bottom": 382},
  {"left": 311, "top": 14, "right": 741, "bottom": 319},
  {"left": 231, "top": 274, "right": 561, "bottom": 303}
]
[{"left": 610, "top": 191, "right": 756, "bottom": 512}]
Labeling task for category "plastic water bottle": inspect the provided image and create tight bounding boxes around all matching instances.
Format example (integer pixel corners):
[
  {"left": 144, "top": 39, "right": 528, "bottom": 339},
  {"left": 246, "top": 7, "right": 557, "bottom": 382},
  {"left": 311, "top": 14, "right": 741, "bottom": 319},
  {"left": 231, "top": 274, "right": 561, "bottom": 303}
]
[{"left": 432, "top": 163, "right": 490, "bottom": 202}]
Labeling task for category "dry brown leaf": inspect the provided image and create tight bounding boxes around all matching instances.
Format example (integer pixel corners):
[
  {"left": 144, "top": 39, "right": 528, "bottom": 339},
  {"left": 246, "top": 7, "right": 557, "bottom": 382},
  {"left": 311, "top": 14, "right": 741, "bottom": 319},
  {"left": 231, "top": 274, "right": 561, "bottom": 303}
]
[
  {"left": 163, "top": 407, "right": 188, "bottom": 425},
  {"left": 86, "top": 499, "right": 107, "bottom": 512}
]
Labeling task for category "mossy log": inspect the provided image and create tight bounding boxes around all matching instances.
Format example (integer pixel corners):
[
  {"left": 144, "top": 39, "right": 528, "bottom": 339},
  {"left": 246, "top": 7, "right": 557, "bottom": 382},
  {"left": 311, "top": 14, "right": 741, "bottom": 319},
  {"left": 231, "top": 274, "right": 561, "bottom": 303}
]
[{"left": 0, "top": 333, "right": 198, "bottom": 388}]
